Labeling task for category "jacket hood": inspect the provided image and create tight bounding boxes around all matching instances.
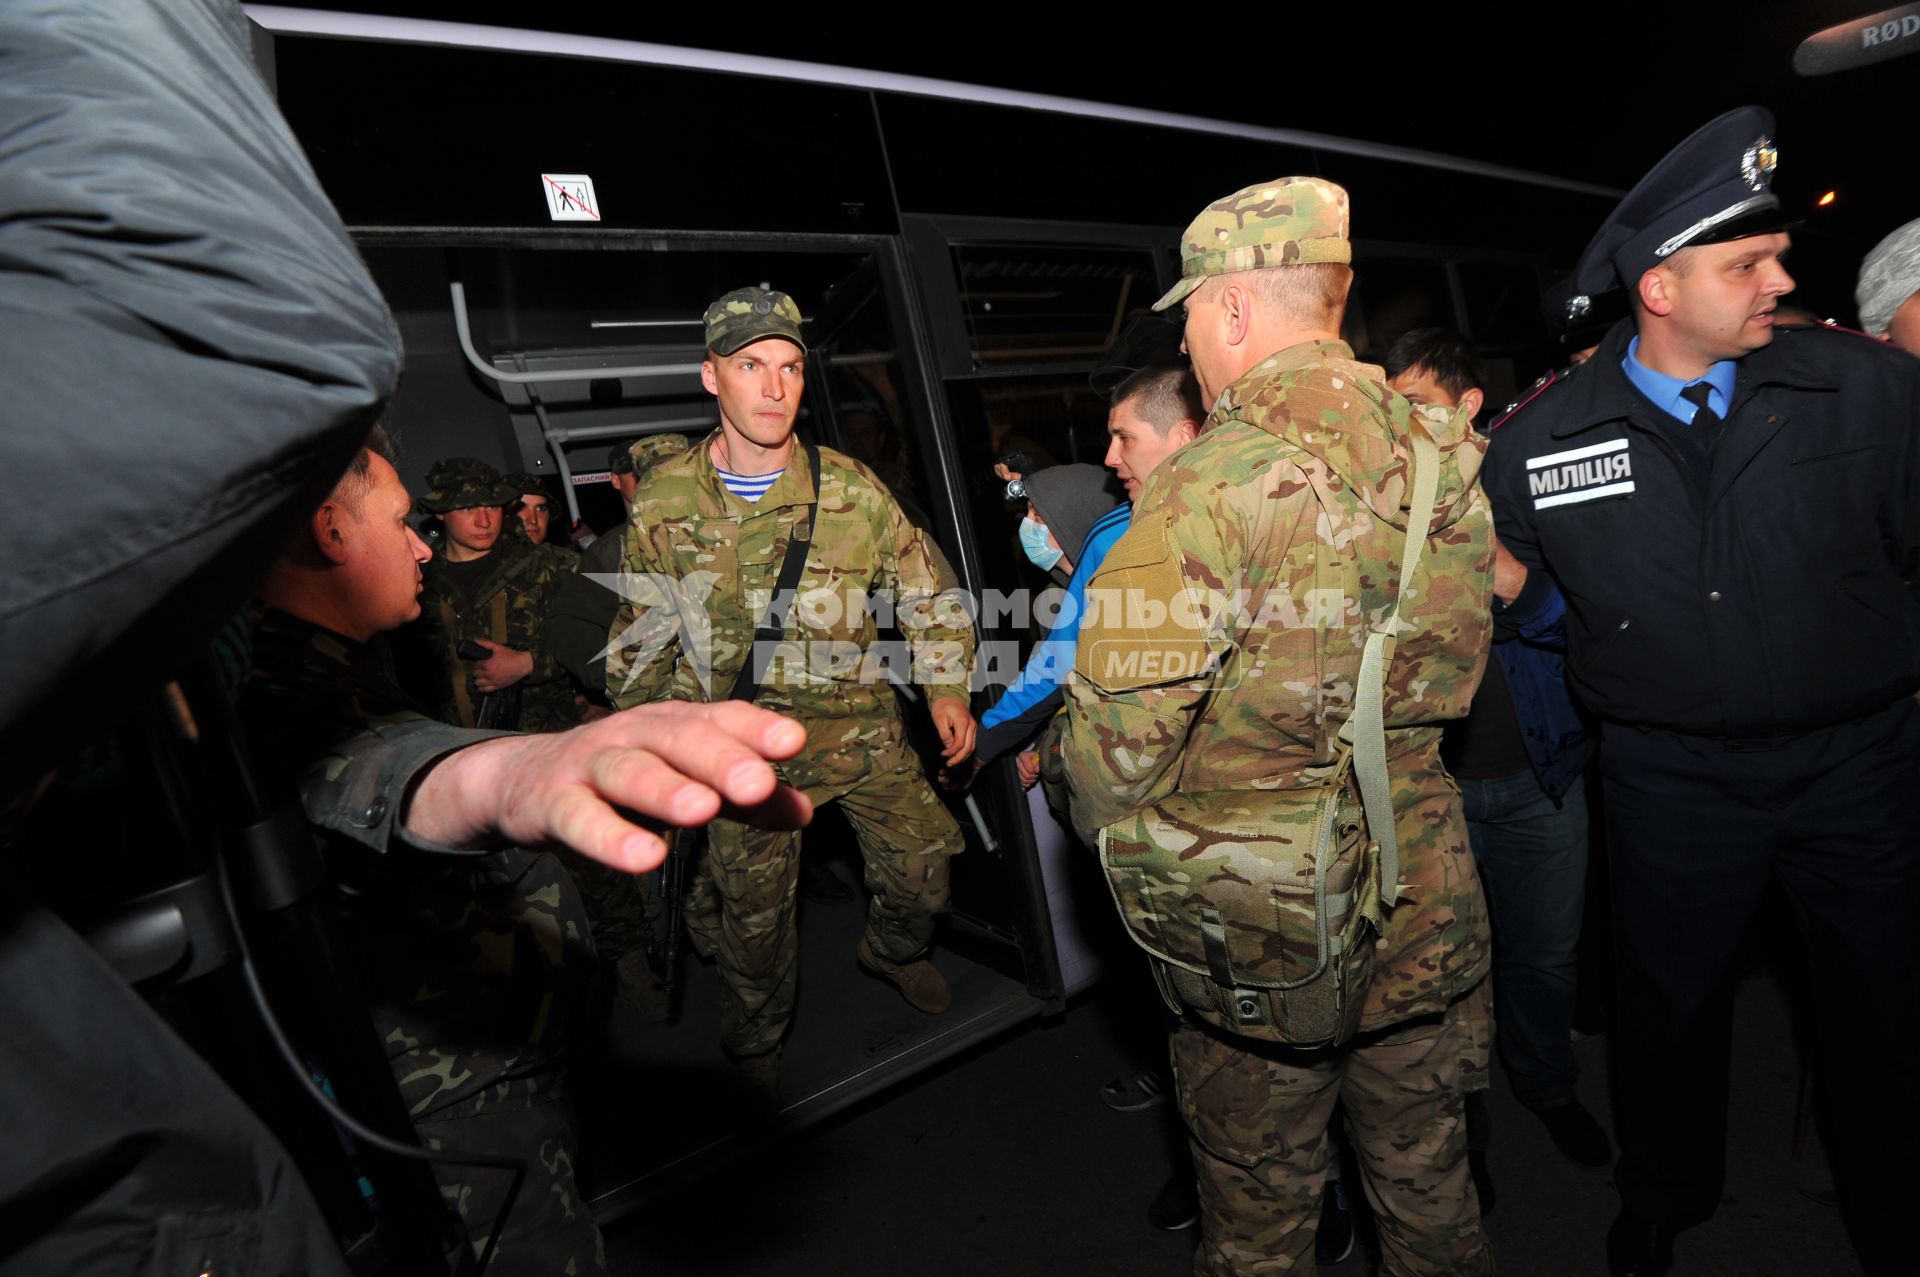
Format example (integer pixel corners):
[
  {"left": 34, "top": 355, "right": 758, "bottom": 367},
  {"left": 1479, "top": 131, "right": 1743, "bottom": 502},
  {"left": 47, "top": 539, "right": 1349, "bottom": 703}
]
[
  {"left": 1023, "top": 463, "right": 1128, "bottom": 568},
  {"left": 1216, "top": 340, "right": 1484, "bottom": 534}
]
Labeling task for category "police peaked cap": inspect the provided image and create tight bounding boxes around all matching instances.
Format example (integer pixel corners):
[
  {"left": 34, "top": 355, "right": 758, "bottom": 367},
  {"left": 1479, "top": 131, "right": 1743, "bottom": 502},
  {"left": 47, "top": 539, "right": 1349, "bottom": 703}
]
[{"left": 1566, "top": 106, "right": 1785, "bottom": 321}]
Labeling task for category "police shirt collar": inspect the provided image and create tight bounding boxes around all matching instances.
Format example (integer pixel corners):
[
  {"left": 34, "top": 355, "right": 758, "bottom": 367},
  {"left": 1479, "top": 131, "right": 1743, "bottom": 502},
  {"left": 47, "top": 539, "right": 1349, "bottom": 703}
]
[{"left": 1620, "top": 335, "right": 1737, "bottom": 424}]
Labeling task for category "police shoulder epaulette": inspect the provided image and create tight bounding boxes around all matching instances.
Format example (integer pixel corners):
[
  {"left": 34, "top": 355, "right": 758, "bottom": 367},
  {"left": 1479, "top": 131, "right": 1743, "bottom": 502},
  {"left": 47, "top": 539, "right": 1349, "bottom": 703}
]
[
  {"left": 1488, "top": 366, "right": 1568, "bottom": 432},
  {"left": 1776, "top": 319, "right": 1886, "bottom": 344}
]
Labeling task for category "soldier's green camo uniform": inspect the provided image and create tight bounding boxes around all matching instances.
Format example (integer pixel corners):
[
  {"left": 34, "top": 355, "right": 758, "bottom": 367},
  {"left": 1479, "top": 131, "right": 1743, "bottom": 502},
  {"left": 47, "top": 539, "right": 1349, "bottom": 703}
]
[
  {"left": 403, "top": 457, "right": 579, "bottom": 734},
  {"left": 242, "top": 604, "right": 605, "bottom": 1276},
  {"left": 605, "top": 436, "right": 974, "bottom": 1059},
  {"left": 1064, "top": 178, "right": 1495, "bottom": 1276},
  {"left": 547, "top": 435, "right": 690, "bottom": 984}
]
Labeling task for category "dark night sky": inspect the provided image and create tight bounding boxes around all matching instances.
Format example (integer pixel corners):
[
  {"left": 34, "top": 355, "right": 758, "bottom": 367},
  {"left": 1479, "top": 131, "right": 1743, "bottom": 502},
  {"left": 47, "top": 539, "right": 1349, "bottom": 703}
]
[
  {"left": 269, "top": 3, "right": 1916, "bottom": 310},
  {"left": 289, "top": 2, "right": 1906, "bottom": 199}
]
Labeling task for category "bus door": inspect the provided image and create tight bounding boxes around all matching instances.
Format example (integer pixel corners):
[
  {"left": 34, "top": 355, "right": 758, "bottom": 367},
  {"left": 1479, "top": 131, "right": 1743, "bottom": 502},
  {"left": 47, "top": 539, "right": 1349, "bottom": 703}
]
[
  {"left": 899, "top": 213, "right": 1182, "bottom": 1000},
  {"left": 350, "top": 231, "right": 1068, "bottom": 1220}
]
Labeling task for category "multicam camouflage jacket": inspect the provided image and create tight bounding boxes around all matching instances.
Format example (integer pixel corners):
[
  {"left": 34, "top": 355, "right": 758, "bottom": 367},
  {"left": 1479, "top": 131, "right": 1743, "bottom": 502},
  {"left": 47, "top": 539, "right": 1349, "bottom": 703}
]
[
  {"left": 401, "top": 534, "right": 577, "bottom": 733},
  {"left": 605, "top": 433, "right": 973, "bottom": 789},
  {"left": 1063, "top": 339, "right": 1493, "bottom": 1035},
  {"left": 241, "top": 605, "right": 596, "bottom": 1120}
]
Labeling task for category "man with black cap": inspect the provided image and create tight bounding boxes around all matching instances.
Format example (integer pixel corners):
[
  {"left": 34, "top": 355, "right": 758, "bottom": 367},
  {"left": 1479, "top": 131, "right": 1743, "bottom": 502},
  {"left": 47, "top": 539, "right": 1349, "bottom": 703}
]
[{"left": 1483, "top": 107, "right": 1920, "bottom": 1277}]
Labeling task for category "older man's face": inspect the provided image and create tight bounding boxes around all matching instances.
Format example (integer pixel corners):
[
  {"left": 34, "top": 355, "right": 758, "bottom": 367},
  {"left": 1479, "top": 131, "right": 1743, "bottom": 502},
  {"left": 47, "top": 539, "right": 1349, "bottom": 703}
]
[
  {"left": 340, "top": 455, "right": 432, "bottom": 636},
  {"left": 1179, "top": 286, "right": 1230, "bottom": 407}
]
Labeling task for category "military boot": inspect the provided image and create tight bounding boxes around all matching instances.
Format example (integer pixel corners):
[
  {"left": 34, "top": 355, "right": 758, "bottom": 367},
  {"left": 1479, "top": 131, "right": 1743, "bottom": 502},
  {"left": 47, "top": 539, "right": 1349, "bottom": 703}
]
[
  {"left": 614, "top": 948, "right": 672, "bottom": 1023},
  {"left": 730, "top": 1045, "right": 783, "bottom": 1102},
  {"left": 856, "top": 936, "right": 951, "bottom": 1014}
]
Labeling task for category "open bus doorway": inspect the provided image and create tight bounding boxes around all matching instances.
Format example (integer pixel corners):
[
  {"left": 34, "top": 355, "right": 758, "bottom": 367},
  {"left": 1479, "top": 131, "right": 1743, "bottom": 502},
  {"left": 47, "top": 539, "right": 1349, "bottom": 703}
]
[{"left": 352, "top": 234, "right": 1069, "bottom": 1219}]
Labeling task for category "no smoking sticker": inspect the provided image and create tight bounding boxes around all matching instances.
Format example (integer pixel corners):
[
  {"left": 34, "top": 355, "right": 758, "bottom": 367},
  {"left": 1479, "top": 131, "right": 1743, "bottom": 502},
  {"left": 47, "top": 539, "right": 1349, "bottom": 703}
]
[{"left": 541, "top": 174, "right": 600, "bottom": 221}]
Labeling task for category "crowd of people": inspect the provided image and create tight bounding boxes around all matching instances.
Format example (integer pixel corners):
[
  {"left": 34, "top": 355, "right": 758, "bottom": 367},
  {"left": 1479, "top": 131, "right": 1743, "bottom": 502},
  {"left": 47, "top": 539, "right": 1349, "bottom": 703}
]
[{"left": 8, "top": 4, "right": 1920, "bottom": 1276}]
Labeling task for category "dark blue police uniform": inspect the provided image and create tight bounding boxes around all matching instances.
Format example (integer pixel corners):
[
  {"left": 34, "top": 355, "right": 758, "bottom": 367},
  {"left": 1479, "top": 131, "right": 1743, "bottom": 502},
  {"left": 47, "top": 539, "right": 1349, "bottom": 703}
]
[{"left": 1483, "top": 107, "right": 1920, "bottom": 1277}]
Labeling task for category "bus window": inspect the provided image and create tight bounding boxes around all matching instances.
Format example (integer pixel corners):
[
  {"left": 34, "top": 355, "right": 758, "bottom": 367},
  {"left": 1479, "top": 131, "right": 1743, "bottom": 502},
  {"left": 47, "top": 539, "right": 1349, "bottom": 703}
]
[
  {"left": 949, "top": 244, "right": 1162, "bottom": 371},
  {"left": 1346, "top": 257, "right": 1455, "bottom": 356}
]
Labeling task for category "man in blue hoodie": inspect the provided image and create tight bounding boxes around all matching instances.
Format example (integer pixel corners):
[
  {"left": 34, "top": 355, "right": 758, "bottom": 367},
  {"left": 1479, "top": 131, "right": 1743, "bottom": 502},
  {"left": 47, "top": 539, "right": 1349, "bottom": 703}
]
[{"left": 974, "top": 365, "right": 1204, "bottom": 779}]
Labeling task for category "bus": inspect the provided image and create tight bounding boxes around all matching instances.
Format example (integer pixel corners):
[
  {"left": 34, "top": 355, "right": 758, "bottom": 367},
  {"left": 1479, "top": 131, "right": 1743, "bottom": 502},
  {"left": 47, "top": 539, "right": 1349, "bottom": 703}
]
[{"left": 246, "top": 5, "right": 1619, "bottom": 1225}]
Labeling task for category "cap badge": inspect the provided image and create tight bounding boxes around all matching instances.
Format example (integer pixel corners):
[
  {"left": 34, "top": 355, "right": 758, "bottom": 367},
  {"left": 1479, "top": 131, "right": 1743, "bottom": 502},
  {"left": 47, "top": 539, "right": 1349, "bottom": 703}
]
[
  {"left": 1741, "top": 137, "right": 1778, "bottom": 192},
  {"left": 1566, "top": 293, "right": 1592, "bottom": 322},
  {"left": 753, "top": 298, "right": 773, "bottom": 315}
]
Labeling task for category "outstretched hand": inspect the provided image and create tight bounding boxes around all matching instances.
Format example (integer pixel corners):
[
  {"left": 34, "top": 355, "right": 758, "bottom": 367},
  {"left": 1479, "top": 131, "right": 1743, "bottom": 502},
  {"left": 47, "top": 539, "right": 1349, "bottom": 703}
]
[{"left": 404, "top": 700, "right": 812, "bottom": 872}]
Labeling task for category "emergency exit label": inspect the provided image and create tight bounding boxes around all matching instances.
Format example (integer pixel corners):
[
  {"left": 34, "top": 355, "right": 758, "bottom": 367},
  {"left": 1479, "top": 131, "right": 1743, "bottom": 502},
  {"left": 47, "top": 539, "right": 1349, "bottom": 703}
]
[{"left": 541, "top": 174, "right": 600, "bottom": 221}]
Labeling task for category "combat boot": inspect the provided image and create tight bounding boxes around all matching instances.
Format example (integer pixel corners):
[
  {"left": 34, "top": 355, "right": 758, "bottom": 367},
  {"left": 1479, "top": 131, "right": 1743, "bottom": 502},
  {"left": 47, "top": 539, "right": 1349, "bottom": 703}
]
[
  {"left": 856, "top": 936, "right": 951, "bottom": 1014},
  {"left": 614, "top": 948, "right": 672, "bottom": 1023},
  {"left": 730, "top": 1045, "right": 783, "bottom": 1102}
]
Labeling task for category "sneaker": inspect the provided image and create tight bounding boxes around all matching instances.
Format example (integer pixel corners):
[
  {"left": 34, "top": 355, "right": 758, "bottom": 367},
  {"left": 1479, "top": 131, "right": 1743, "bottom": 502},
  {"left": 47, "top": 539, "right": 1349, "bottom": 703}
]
[
  {"left": 1147, "top": 1170, "right": 1199, "bottom": 1231},
  {"left": 856, "top": 936, "right": 952, "bottom": 1014},
  {"left": 1098, "top": 1067, "right": 1170, "bottom": 1113},
  {"left": 1315, "top": 1177, "right": 1355, "bottom": 1264},
  {"left": 1535, "top": 1099, "right": 1612, "bottom": 1168}
]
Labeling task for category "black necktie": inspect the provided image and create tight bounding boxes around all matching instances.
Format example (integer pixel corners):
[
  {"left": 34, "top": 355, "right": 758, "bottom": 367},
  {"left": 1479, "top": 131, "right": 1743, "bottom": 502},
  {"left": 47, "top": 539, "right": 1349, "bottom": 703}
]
[{"left": 1680, "top": 381, "right": 1722, "bottom": 445}]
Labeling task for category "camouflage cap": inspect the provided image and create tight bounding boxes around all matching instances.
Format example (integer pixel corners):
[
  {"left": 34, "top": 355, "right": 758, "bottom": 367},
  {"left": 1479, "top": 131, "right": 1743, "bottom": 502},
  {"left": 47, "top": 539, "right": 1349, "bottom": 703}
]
[
  {"left": 627, "top": 433, "right": 690, "bottom": 476},
  {"left": 1152, "top": 177, "right": 1352, "bottom": 312},
  {"left": 418, "top": 456, "right": 518, "bottom": 514},
  {"left": 502, "top": 471, "right": 551, "bottom": 498},
  {"left": 703, "top": 287, "right": 806, "bottom": 357}
]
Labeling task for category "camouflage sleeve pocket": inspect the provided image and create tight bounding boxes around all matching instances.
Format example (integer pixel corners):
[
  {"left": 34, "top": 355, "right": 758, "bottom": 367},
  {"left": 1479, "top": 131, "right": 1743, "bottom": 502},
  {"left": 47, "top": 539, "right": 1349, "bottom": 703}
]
[{"left": 1078, "top": 507, "right": 1218, "bottom": 693}]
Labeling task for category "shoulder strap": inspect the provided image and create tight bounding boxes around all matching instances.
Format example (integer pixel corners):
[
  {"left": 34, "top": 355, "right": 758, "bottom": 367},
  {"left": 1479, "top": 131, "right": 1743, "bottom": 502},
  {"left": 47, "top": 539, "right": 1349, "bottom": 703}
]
[
  {"left": 1338, "top": 421, "right": 1445, "bottom": 906},
  {"left": 441, "top": 593, "right": 479, "bottom": 728},
  {"left": 728, "top": 439, "right": 822, "bottom": 704}
]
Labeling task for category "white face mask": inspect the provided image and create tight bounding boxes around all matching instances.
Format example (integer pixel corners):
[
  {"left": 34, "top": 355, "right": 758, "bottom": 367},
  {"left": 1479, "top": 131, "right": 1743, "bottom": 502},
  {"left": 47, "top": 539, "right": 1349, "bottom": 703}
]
[{"left": 1019, "top": 516, "right": 1063, "bottom": 571}]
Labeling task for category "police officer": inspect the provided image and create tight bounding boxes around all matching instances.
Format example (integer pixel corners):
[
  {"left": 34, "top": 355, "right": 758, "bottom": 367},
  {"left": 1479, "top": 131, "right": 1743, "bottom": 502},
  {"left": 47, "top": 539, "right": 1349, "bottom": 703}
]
[
  {"left": 1482, "top": 107, "right": 1920, "bottom": 1277},
  {"left": 605, "top": 287, "right": 978, "bottom": 1088},
  {"left": 1063, "top": 178, "right": 1495, "bottom": 1275}
]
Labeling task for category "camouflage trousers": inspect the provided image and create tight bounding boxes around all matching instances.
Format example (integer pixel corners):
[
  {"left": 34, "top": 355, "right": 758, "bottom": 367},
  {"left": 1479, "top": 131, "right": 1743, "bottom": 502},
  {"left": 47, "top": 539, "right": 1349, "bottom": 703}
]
[
  {"left": 683, "top": 760, "right": 963, "bottom": 1057},
  {"left": 1170, "top": 987, "right": 1492, "bottom": 1276},
  {"left": 558, "top": 847, "right": 660, "bottom": 968},
  {"left": 417, "top": 1083, "right": 607, "bottom": 1277}
]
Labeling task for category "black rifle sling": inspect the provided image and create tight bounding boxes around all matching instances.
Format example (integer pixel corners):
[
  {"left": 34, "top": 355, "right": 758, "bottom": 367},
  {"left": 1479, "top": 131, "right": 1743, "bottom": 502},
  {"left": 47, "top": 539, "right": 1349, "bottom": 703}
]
[{"left": 728, "top": 439, "right": 821, "bottom": 704}]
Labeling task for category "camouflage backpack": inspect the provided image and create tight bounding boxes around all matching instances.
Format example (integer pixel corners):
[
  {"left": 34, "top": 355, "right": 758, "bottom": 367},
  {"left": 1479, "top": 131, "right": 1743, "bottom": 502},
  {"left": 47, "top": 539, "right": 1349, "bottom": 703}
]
[{"left": 1098, "top": 423, "right": 1449, "bottom": 1048}]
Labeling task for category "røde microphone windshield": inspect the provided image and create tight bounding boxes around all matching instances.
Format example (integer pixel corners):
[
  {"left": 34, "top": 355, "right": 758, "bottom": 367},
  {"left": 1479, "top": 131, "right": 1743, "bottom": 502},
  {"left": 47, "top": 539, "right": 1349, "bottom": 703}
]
[{"left": 1794, "top": 4, "right": 1920, "bottom": 75}]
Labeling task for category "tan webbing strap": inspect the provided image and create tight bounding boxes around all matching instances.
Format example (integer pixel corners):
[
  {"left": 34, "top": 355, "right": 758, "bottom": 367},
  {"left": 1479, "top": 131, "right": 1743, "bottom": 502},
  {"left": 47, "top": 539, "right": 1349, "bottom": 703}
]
[
  {"left": 490, "top": 591, "right": 509, "bottom": 645},
  {"left": 1341, "top": 424, "right": 1444, "bottom": 906},
  {"left": 443, "top": 595, "right": 478, "bottom": 728}
]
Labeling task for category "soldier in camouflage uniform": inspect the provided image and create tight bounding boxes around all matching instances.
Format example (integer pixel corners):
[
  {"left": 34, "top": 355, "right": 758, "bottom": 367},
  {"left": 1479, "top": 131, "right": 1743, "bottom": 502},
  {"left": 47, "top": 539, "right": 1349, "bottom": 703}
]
[
  {"left": 547, "top": 435, "right": 691, "bottom": 1010},
  {"left": 549, "top": 436, "right": 692, "bottom": 706},
  {"left": 401, "top": 457, "right": 579, "bottom": 733},
  {"left": 606, "top": 287, "right": 978, "bottom": 1082},
  {"left": 1062, "top": 179, "right": 1495, "bottom": 1275},
  {"left": 504, "top": 469, "right": 580, "bottom": 565},
  {"left": 245, "top": 437, "right": 605, "bottom": 1275}
]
